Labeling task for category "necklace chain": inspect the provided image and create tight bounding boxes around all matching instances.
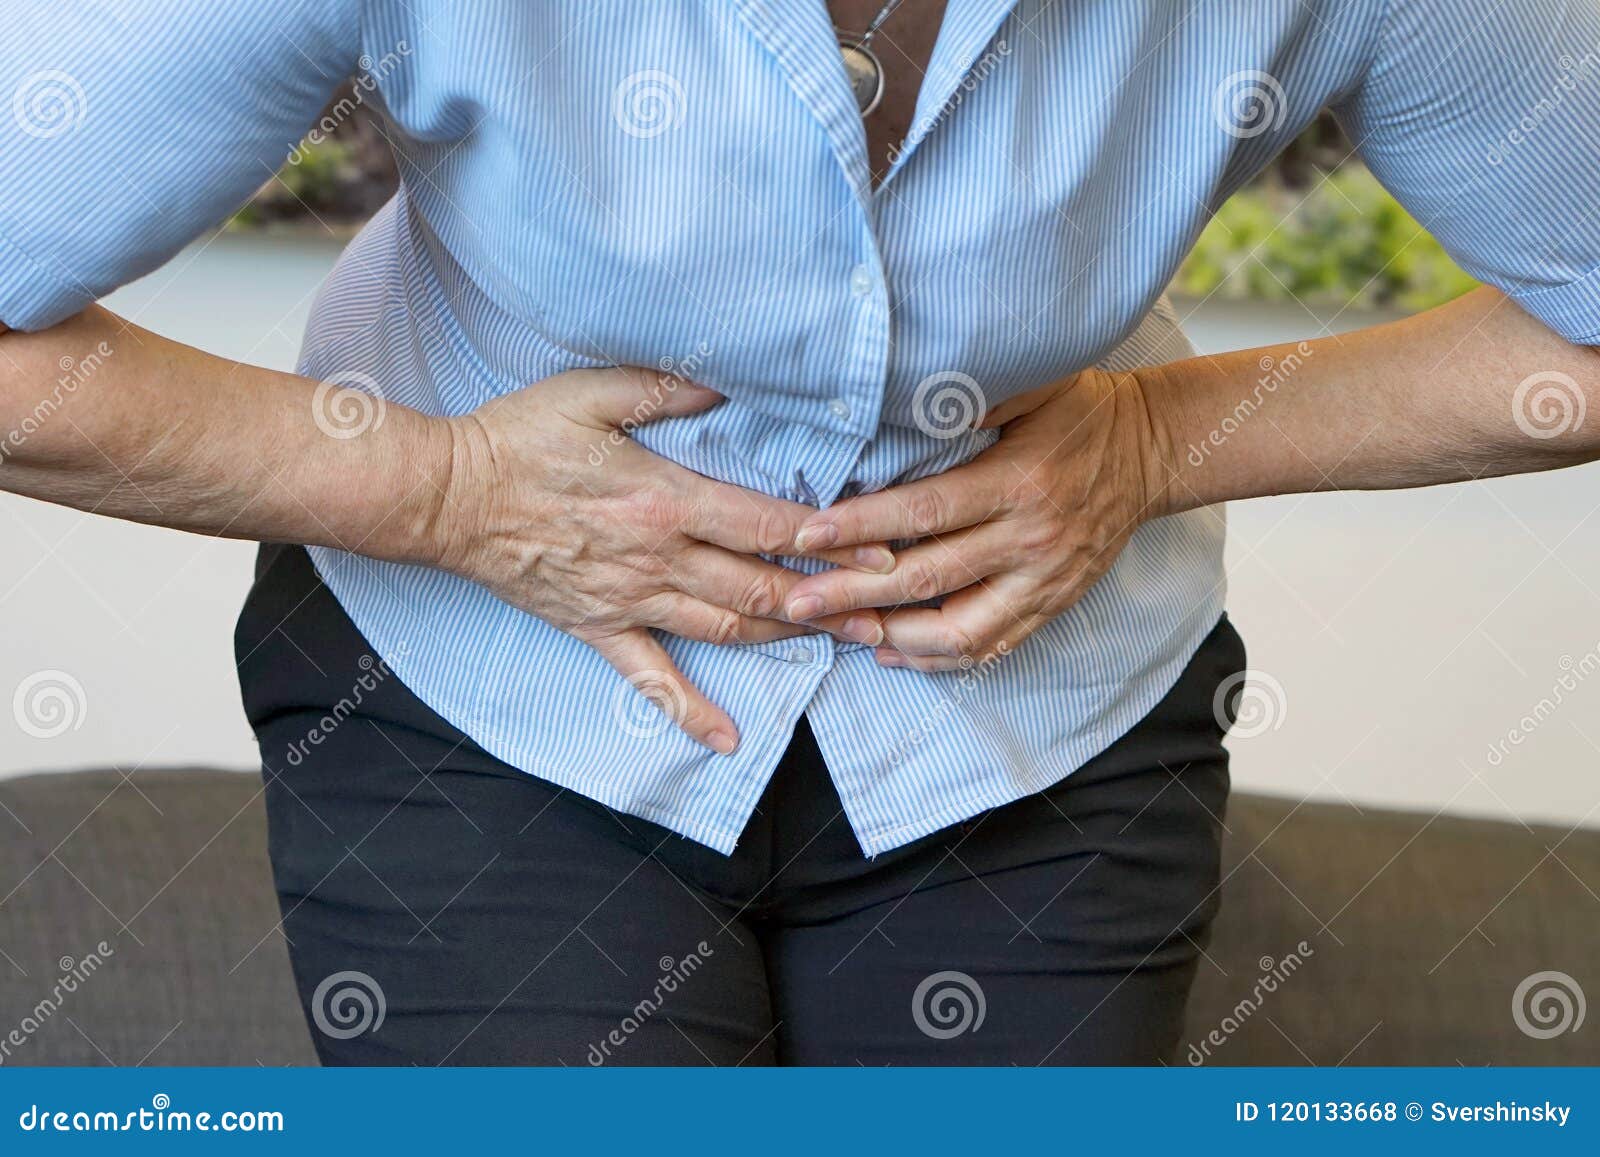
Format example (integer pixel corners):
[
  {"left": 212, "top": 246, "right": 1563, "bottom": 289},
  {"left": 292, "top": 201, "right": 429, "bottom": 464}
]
[
  {"left": 856, "top": 0, "right": 909, "bottom": 46},
  {"left": 836, "top": 0, "right": 910, "bottom": 117}
]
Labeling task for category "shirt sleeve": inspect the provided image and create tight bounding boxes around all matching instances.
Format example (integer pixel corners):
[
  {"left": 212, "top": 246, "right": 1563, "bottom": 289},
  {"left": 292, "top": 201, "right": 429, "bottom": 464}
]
[
  {"left": 0, "top": 0, "right": 361, "bottom": 330},
  {"left": 1333, "top": 0, "right": 1600, "bottom": 344}
]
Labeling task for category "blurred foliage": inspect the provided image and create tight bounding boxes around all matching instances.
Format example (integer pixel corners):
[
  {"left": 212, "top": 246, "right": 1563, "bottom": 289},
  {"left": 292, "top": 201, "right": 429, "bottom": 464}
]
[
  {"left": 1172, "top": 165, "right": 1479, "bottom": 311},
  {"left": 232, "top": 97, "right": 1475, "bottom": 309},
  {"left": 228, "top": 82, "right": 397, "bottom": 232},
  {"left": 229, "top": 138, "right": 362, "bottom": 229}
]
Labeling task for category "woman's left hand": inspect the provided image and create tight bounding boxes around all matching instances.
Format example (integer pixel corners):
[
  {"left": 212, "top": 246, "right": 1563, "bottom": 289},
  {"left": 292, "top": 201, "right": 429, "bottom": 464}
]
[{"left": 782, "top": 368, "right": 1174, "bottom": 670}]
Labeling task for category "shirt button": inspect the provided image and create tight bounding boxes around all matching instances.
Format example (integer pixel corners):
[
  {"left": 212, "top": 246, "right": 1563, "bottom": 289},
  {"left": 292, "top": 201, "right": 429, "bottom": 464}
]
[
  {"left": 849, "top": 264, "right": 874, "bottom": 296},
  {"left": 787, "top": 645, "right": 815, "bottom": 665},
  {"left": 827, "top": 398, "right": 852, "bottom": 421}
]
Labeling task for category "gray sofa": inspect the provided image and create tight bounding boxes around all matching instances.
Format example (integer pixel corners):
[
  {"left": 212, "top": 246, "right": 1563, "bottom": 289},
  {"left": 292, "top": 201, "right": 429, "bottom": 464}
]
[{"left": 1, "top": 768, "right": 1595, "bottom": 1065}]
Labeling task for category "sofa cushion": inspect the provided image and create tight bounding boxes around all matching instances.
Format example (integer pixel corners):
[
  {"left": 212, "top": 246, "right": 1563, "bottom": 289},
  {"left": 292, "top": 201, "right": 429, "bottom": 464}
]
[
  {"left": 0, "top": 769, "right": 314, "bottom": 1066},
  {"left": 2, "top": 769, "right": 1595, "bottom": 1065},
  {"left": 1184, "top": 792, "right": 1599, "bottom": 1065}
]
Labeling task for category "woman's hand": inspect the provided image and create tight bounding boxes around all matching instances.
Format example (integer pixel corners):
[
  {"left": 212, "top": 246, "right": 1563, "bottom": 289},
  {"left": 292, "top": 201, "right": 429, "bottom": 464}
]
[
  {"left": 435, "top": 365, "right": 893, "bottom": 751},
  {"left": 780, "top": 368, "right": 1172, "bottom": 670}
]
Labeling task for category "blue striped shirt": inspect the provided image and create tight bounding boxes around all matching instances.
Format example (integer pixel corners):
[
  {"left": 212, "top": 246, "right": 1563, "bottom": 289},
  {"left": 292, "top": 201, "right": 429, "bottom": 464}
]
[{"left": 4, "top": 1, "right": 1599, "bottom": 854}]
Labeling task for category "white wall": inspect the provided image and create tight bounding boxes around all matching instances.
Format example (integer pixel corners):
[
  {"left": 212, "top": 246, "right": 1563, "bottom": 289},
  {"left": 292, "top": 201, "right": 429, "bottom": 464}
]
[
  {"left": 3, "top": 237, "right": 1597, "bottom": 832},
  {"left": 2, "top": 236, "right": 320, "bottom": 778}
]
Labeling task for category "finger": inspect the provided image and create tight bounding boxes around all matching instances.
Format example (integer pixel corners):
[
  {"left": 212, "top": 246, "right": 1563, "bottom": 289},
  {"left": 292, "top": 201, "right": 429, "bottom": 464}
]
[
  {"left": 678, "top": 480, "right": 894, "bottom": 571},
  {"left": 669, "top": 551, "right": 886, "bottom": 643},
  {"left": 657, "top": 593, "right": 884, "bottom": 647},
  {"left": 654, "top": 594, "right": 810, "bottom": 645},
  {"left": 810, "top": 543, "right": 899, "bottom": 573},
  {"left": 791, "top": 464, "right": 1007, "bottom": 551},
  {"left": 877, "top": 578, "right": 1041, "bottom": 669},
  {"left": 670, "top": 545, "right": 866, "bottom": 618},
  {"left": 561, "top": 365, "right": 724, "bottom": 429},
  {"left": 590, "top": 628, "right": 737, "bottom": 754},
  {"left": 979, "top": 379, "right": 1063, "bottom": 428},
  {"left": 877, "top": 591, "right": 1015, "bottom": 659},
  {"left": 783, "top": 525, "right": 1014, "bottom": 620}
]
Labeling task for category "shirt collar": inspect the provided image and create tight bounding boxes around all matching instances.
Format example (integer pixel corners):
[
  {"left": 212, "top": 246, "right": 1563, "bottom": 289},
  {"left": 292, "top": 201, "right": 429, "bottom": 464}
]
[{"left": 727, "top": 0, "right": 1022, "bottom": 199}]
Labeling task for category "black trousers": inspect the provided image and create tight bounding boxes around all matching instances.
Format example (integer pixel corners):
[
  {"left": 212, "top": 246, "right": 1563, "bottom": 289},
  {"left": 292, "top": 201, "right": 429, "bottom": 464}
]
[{"left": 236, "top": 544, "right": 1243, "bottom": 1066}]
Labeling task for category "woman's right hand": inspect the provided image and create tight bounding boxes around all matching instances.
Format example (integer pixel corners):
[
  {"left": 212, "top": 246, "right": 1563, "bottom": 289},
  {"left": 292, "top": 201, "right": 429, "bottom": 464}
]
[{"left": 433, "top": 365, "right": 892, "bottom": 754}]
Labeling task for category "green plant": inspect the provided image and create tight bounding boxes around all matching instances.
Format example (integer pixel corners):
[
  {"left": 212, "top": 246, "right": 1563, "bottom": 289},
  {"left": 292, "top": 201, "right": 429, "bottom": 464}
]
[
  {"left": 1173, "top": 167, "right": 1478, "bottom": 311},
  {"left": 228, "top": 137, "right": 366, "bottom": 230}
]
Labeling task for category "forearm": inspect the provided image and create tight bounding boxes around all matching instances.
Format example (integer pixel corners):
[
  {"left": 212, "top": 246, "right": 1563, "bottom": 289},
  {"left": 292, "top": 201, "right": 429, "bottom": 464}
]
[
  {"left": 1146, "top": 287, "right": 1600, "bottom": 514},
  {"left": 0, "top": 306, "right": 454, "bottom": 564}
]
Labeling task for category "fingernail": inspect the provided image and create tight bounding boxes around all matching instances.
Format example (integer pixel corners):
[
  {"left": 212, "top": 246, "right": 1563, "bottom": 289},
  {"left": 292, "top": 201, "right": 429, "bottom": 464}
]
[
  {"left": 876, "top": 650, "right": 907, "bottom": 668},
  {"left": 855, "top": 546, "right": 895, "bottom": 573},
  {"left": 794, "top": 524, "right": 838, "bottom": 552},
  {"left": 707, "top": 729, "right": 737, "bottom": 755},
  {"left": 843, "top": 615, "right": 883, "bottom": 645},
  {"left": 787, "top": 595, "right": 824, "bottom": 621}
]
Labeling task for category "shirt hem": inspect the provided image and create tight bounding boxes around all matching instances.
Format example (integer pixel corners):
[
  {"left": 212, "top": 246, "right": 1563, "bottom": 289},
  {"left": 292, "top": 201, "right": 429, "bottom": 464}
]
[
  {"left": 843, "top": 604, "right": 1227, "bottom": 857},
  {"left": 1508, "top": 261, "right": 1600, "bottom": 346},
  {"left": 0, "top": 225, "right": 92, "bottom": 332}
]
